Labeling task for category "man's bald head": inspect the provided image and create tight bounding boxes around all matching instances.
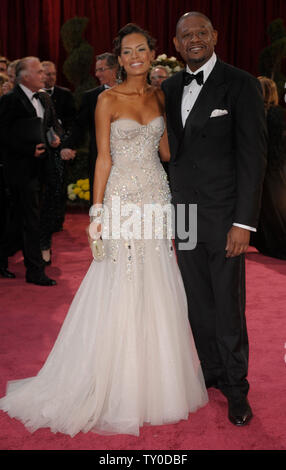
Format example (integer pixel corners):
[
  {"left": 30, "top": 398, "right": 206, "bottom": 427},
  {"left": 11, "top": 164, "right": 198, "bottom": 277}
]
[{"left": 176, "top": 12, "right": 214, "bottom": 36}]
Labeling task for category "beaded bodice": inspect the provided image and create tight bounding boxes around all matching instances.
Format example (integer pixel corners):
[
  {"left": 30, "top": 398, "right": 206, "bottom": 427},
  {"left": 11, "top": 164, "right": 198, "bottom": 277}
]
[
  {"left": 104, "top": 116, "right": 170, "bottom": 207},
  {"left": 102, "top": 116, "right": 173, "bottom": 274}
]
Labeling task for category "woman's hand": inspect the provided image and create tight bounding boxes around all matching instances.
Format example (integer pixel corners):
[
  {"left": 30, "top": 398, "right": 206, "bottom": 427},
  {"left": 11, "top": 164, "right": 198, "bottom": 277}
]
[{"left": 87, "top": 221, "right": 102, "bottom": 243}]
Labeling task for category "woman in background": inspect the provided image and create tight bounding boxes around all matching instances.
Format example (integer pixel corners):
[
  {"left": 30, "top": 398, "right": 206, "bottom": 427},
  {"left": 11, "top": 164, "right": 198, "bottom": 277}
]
[{"left": 251, "top": 76, "right": 286, "bottom": 259}]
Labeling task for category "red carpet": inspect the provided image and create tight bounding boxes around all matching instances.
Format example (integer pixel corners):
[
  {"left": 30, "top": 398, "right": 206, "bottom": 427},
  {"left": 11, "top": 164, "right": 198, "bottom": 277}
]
[{"left": 0, "top": 212, "right": 285, "bottom": 450}]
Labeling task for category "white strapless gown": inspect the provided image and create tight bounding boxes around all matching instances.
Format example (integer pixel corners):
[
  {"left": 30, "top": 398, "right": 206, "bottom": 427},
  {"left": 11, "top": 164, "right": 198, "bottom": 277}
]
[{"left": 0, "top": 117, "right": 208, "bottom": 437}]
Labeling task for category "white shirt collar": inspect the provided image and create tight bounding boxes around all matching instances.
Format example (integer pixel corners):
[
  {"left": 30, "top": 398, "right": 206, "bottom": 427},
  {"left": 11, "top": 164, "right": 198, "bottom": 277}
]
[
  {"left": 19, "top": 83, "right": 37, "bottom": 100},
  {"left": 186, "top": 52, "right": 217, "bottom": 84}
]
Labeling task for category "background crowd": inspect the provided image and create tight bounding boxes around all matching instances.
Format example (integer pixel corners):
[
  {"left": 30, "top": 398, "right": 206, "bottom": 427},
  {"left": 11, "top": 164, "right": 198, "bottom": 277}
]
[{"left": 0, "top": 42, "right": 285, "bottom": 287}]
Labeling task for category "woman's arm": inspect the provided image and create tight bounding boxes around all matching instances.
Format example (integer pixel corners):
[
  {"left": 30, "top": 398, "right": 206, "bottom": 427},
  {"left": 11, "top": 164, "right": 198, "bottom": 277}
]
[
  {"left": 159, "top": 127, "right": 171, "bottom": 162},
  {"left": 155, "top": 88, "right": 171, "bottom": 162},
  {"left": 92, "top": 91, "right": 113, "bottom": 205}
]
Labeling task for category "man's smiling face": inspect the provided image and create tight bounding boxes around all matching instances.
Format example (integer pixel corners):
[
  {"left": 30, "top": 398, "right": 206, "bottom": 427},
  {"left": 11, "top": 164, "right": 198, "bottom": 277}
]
[{"left": 174, "top": 14, "right": 218, "bottom": 72}]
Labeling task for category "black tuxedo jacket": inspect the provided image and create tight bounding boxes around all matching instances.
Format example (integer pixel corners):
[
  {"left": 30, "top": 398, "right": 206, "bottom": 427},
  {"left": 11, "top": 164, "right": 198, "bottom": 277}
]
[
  {"left": 162, "top": 59, "right": 267, "bottom": 242},
  {"left": 0, "top": 85, "right": 61, "bottom": 184},
  {"left": 62, "top": 85, "right": 105, "bottom": 158},
  {"left": 62, "top": 85, "right": 105, "bottom": 198},
  {"left": 49, "top": 85, "right": 76, "bottom": 133}
]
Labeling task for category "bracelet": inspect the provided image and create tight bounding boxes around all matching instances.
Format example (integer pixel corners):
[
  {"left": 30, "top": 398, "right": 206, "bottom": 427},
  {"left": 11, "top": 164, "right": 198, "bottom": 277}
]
[{"left": 89, "top": 204, "right": 103, "bottom": 223}]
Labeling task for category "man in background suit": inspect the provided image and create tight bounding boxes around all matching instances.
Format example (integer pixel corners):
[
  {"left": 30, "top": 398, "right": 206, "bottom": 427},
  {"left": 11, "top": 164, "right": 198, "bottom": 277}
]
[
  {"left": 61, "top": 53, "right": 118, "bottom": 201},
  {"left": 41, "top": 61, "right": 77, "bottom": 237},
  {"left": 162, "top": 12, "right": 267, "bottom": 426},
  {"left": 0, "top": 56, "right": 60, "bottom": 285},
  {"left": 41, "top": 61, "right": 76, "bottom": 134}
]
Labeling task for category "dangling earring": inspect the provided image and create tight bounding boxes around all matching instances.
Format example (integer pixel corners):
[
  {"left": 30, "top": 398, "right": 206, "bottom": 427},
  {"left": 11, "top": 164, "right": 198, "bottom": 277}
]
[{"left": 117, "top": 66, "right": 124, "bottom": 83}]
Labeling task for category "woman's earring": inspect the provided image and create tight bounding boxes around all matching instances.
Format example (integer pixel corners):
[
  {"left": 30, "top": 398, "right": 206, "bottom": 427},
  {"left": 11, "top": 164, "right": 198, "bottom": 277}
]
[{"left": 117, "top": 66, "right": 124, "bottom": 83}]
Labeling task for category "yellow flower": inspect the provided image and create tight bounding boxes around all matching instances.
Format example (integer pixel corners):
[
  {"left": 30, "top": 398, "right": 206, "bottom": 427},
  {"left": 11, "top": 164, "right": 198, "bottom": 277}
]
[
  {"left": 77, "top": 179, "right": 84, "bottom": 186},
  {"left": 79, "top": 191, "right": 85, "bottom": 199},
  {"left": 83, "top": 191, "right": 90, "bottom": 200},
  {"left": 73, "top": 187, "right": 81, "bottom": 195},
  {"left": 81, "top": 183, "right": 89, "bottom": 191}
]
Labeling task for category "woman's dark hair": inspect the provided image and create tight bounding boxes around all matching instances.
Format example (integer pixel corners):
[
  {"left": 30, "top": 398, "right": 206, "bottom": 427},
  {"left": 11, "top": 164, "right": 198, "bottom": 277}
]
[
  {"left": 113, "top": 23, "right": 156, "bottom": 81},
  {"left": 113, "top": 23, "right": 156, "bottom": 56}
]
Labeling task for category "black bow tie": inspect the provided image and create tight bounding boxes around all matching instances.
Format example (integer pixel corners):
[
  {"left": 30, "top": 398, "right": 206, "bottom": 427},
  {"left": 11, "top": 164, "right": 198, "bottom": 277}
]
[
  {"left": 32, "top": 92, "right": 40, "bottom": 100},
  {"left": 183, "top": 70, "right": 204, "bottom": 86},
  {"left": 45, "top": 88, "right": 53, "bottom": 95}
]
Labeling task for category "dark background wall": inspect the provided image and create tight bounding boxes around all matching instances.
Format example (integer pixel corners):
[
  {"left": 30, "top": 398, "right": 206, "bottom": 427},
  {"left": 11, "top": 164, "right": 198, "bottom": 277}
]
[{"left": 1, "top": 0, "right": 286, "bottom": 88}]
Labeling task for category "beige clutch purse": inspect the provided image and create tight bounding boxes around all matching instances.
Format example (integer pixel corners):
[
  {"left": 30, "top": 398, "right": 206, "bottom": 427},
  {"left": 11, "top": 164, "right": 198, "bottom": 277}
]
[{"left": 90, "top": 237, "right": 105, "bottom": 262}]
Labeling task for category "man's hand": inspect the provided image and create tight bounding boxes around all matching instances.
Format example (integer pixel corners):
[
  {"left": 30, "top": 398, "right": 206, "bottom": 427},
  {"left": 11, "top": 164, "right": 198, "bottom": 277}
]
[
  {"left": 225, "top": 226, "right": 250, "bottom": 258},
  {"left": 60, "top": 148, "right": 76, "bottom": 160},
  {"left": 34, "top": 143, "right": 46, "bottom": 157},
  {"left": 50, "top": 134, "right": 61, "bottom": 148}
]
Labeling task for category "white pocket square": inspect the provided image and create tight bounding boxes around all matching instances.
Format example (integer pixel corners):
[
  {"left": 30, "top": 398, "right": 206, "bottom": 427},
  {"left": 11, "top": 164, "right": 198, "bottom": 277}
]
[{"left": 210, "top": 109, "right": 228, "bottom": 118}]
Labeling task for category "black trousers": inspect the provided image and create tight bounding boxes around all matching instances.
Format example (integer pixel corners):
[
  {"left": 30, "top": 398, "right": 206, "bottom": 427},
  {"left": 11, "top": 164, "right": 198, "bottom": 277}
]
[
  {"left": 0, "top": 177, "right": 44, "bottom": 278},
  {"left": 175, "top": 238, "right": 249, "bottom": 401},
  {"left": 40, "top": 151, "right": 65, "bottom": 250}
]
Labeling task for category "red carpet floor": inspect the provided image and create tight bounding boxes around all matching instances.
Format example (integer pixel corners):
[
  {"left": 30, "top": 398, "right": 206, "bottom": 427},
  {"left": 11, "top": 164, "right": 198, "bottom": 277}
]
[{"left": 0, "top": 212, "right": 285, "bottom": 450}]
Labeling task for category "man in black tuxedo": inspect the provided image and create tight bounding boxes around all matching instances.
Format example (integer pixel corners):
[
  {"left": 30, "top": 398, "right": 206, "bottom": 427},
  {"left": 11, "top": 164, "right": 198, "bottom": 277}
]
[
  {"left": 0, "top": 56, "right": 60, "bottom": 285},
  {"left": 41, "top": 61, "right": 77, "bottom": 243},
  {"left": 61, "top": 53, "right": 118, "bottom": 201},
  {"left": 162, "top": 12, "right": 267, "bottom": 426},
  {"left": 41, "top": 61, "right": 76, "bottom": 134}
]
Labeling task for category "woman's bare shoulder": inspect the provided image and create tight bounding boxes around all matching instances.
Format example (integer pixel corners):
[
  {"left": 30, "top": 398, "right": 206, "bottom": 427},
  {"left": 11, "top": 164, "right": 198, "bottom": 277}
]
[
  {"left": 153, "top": 87, "right": 165, "bottom": 103},
  {"left": 97, "top": 88, "right": 115, "bottom": 103},
  {"left": 151, "top": 87, "right": 165, "bottom": 113}
]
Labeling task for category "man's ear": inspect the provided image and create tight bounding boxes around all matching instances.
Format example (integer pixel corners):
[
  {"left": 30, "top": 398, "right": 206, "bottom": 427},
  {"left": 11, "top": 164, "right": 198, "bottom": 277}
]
[
  {"left": 213, "top": 30, "right": 218, "bottom": 46},
  {"left": 173, "top": 36, "right": 180, "bottom": 52}
]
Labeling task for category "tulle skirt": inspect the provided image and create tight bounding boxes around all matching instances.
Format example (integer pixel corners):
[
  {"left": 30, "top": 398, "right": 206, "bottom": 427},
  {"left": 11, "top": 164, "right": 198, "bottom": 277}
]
[{"left": 0, "top": 239, "right": 208, "bottom": 437}]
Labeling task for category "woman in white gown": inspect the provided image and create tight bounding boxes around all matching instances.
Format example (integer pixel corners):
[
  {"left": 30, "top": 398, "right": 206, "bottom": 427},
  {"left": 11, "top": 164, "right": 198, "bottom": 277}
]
[{"left": 0, "top": 24, "right": 208, "bottom": 437}]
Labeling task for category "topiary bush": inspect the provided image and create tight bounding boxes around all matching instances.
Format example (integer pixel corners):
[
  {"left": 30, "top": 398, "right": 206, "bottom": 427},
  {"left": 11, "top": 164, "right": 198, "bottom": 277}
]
[
  {"left": 259, "top": 18, "right": 286, "bottom": 99},
  {"left": 60, "top": 17, "right": 97, "bottom": 194}
]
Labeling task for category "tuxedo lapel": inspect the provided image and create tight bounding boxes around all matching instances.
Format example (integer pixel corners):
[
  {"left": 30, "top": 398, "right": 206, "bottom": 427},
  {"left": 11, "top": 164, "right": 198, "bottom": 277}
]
[
  {"left": 183, "top": 60, "right": 227, "bottom": 142},
  {"left": 38, "top": 91, "right": 49, "bottom": 129},
  {"left": 168, "top": 71, "right": 184, "bottom": 140}
]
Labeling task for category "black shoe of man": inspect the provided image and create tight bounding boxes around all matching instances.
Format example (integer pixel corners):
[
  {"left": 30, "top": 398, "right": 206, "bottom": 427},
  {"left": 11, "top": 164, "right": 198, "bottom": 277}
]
[
  {"left": 0, "top": 268, "right": 16, "bottom": 278},
  {"left": 26, "top": 274, "right": 57, "bottom": 286},
  {"left": 228, "top": 397, "right": 253, "bottom": 426}
]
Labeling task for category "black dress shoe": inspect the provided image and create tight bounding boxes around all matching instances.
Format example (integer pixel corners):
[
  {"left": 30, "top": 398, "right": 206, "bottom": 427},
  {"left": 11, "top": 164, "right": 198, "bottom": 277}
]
[
  {"left": 26, "top": 275, "right": 57, "bottom": 286},
  {"left": 228, "top": 398, "right": 253, "bottom": 426},
  {"left": 0, "top": 268, "right": 16, "bottom": 278}
]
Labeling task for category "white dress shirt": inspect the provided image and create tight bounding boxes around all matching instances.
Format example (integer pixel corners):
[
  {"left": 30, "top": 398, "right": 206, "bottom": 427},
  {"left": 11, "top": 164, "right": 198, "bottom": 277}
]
[
  {"left": 19, "top": 84, "right": 45, "bottom": 119},
  {"left": 181, "top": 53, "right": 256, "bottom": 232},
  {"left": 44, "top": 86, "right": 54, "bottom": 96},
  {"left": 181, "top": 52, "right": 217, "bottom": 126}
]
